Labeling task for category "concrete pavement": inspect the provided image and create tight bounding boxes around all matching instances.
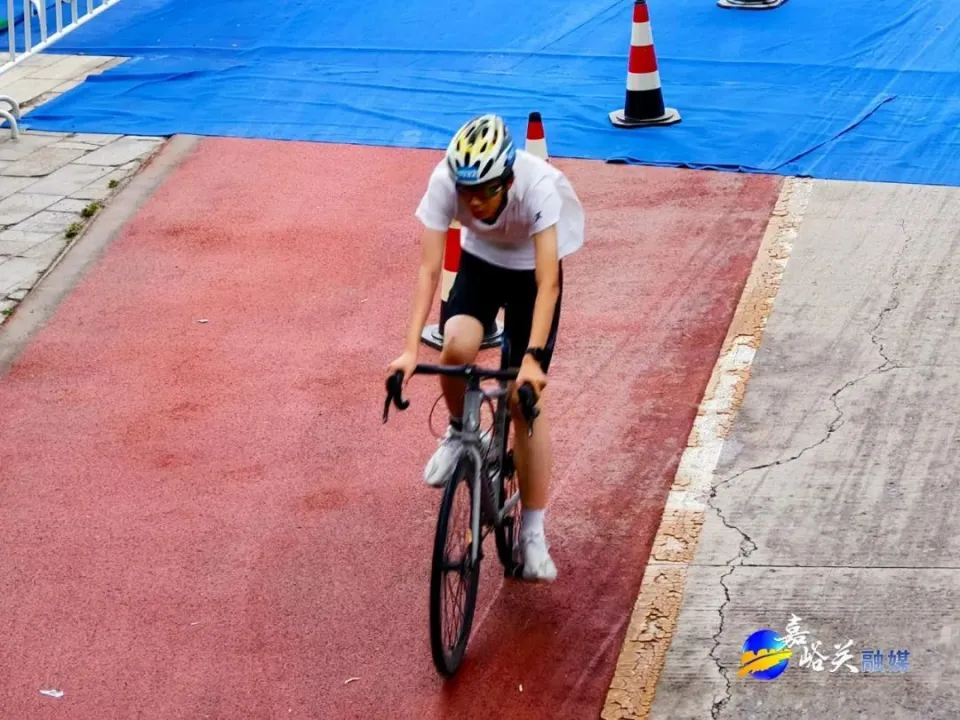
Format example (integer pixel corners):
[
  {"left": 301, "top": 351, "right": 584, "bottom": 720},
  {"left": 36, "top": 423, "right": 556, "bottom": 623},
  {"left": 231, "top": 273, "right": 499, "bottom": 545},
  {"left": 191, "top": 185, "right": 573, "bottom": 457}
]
[
  {"left": 0, "top": 130, "right": 165, "bottom": 320},
  {"left": 0, "top": 53, "right": 124, "bottom": 113},
  {"left": 649, "top": 179, "right": 960, "bottom": 718},
  {"left": 1, "top": 52, "right": 165, "bottom": 324}
]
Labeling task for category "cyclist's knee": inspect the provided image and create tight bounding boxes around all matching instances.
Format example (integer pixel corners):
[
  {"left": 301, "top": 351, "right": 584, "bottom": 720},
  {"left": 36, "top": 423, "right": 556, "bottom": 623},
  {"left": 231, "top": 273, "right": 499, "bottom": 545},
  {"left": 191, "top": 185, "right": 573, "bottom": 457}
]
[{"left": 440, "top": 315, "right": 484, "bottom": 363}]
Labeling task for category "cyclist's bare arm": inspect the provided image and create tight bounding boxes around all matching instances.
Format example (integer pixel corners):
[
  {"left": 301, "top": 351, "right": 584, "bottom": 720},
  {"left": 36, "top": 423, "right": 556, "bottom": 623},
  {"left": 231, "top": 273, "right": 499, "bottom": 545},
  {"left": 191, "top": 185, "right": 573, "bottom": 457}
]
[
  {"left": 528, "top": 224, "right": 561, "bottom": 350},
  {"left": 401, "top": 226, "right": 447, "bottom": 355}
]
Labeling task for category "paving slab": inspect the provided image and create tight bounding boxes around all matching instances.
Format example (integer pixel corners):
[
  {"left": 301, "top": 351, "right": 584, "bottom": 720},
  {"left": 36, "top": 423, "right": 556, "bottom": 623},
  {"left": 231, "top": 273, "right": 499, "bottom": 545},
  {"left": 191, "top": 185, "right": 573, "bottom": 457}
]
[
  {"left": 0, "top": 229, "right": 58, "bottom": 256},
  {"left": 74, "top": 137, "right": 165, "bottom": 167},
  {"left": 0, "top": 255, "right": 47, "bottom": 296},
  {"left": 0, "top": 124, "right": 163, "bottom": 322},
  {"left": 18, "top": 53, "right": 62, "bottom": 69},
  {"left": 49, "top": 198, "right": 94, "bottom": 214},
  {"left": 26, "top": 54, "right": 117, "bottom": 82},
  {"left": 70, "top": 133, "right": 123, "bottom": 146},
  {"left": 26, "top": 163, "right": 115, "bottom": 197},
  {"left": 650, "top": 179, "right": 960, "bottom": 718},
  {"left": 0, "top": 133, "right": 64, "bottom": 162},
  {"left": 0, "top": 65, "right": 31, "bottom": 84},
  {"left": 15, "top": 209, "right": 80, "bottom": 235},
  {"left": 1, "top": 54, "right": 122, "bottom": 109},
  {"left": 70, "top": 168, "right": 130, "bottom": 201},
  {"left": 0, "top": 193, "right": 61, "bottom": 225},
  {"left": 17, "top": 234, "right": 67, "bottom": 266},
  {"left": 0, "top": 175, "right": 39, "bottom": 196},
  {"left": 51, "top": 140, "right": 103, "bottom": 151},
  {"left": 0, "top": 50, "right": 167, "bottom": 324},
  {"left": 0, "top": 77, "right": 64, "bottom": 107},
  {"left": 1, "top": 146, "right": 86, "bottom": 177},
  {"left": 0, "top": 135, "right": 199, "bottom": 365}
]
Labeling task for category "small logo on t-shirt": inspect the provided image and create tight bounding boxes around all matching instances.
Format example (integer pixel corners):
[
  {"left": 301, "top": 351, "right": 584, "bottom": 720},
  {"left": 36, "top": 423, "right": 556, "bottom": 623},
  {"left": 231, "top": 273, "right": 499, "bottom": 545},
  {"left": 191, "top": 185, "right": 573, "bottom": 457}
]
[{"left": 534, "top": 211, "right": 542, "bottom": 222}]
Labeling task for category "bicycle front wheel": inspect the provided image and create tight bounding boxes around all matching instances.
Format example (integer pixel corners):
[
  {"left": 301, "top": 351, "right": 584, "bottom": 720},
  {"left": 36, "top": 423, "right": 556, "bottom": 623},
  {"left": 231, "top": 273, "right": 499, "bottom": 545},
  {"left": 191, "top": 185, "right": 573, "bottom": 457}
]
[{"left": 429, "top": 453, "right": 481, "bottom": 677}]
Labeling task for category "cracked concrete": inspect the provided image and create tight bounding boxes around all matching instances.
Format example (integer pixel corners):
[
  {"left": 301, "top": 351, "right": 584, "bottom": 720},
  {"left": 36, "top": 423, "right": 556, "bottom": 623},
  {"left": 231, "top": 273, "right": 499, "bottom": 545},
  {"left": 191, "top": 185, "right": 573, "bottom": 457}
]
[
  {"left": 707, "top": 484, "right": 757, "bottom": 719},
  {"left": 651, "top": 179, "right": 960, "bottom": 718},
  {"left": 603, "top": 178, "right": 811, "bottom": 720},
  {"left": 705, "top": 216, "right": 913, "bottom": 718},
  {"left": 868, "top": 219, "right": 912, "bottom": 371}
]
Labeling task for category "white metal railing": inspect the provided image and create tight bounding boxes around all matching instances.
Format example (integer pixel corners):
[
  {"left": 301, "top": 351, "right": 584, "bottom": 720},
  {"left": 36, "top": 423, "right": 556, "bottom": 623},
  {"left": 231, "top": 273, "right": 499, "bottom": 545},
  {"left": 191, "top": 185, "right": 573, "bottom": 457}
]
[{"left": 1, "top": 0, "right": 123, "bottom": 138}]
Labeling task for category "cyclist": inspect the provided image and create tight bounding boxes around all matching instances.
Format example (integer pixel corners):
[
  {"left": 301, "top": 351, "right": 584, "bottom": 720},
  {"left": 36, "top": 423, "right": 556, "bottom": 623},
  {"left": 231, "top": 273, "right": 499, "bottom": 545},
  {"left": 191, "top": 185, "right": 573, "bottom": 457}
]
[{"left": 387, "top": 113, "right": 585, "bottom": 582}]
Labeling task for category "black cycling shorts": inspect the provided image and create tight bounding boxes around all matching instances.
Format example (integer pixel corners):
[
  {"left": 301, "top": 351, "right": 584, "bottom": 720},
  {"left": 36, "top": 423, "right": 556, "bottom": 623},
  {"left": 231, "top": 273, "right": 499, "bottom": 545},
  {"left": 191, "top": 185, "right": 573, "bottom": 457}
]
[{"left": 444, "top": 250, "right": 563, "bottom": 371}]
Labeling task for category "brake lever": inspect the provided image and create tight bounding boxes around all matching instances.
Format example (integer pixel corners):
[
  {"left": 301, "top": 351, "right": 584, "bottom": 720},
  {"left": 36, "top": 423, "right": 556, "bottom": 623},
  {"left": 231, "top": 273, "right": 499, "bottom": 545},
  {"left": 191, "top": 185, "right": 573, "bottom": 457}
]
[
  {"left": 517, "top": 382, "right": 540, "bottom": 437},
  {"left": 383, "top": 370, "right": 409, "bottom": 423}
]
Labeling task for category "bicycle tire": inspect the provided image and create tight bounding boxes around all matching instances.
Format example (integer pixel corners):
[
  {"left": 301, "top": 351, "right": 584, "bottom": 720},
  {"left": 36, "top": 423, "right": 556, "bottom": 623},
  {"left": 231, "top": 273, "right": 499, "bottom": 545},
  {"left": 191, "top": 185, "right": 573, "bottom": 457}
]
[
  {"left": 429, "top": 453, "right": 482, "bottom": 677},
  {"left": 493, "top": 397, "right": 523, "bottom": 577}
]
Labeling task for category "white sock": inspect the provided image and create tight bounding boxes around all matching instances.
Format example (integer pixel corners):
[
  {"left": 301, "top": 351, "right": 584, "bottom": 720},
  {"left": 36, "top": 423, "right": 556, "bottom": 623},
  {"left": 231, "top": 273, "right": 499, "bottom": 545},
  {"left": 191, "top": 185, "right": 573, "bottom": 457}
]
[{"left": 521, "top": 508, "right": 545, "bottom": 539}]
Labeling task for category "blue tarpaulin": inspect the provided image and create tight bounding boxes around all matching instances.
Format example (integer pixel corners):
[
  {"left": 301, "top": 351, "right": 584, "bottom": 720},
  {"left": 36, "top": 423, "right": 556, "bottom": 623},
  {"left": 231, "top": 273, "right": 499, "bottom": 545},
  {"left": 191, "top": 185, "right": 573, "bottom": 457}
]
[{"left": 15, "top": 0, "right": 960, "bottom": 186}]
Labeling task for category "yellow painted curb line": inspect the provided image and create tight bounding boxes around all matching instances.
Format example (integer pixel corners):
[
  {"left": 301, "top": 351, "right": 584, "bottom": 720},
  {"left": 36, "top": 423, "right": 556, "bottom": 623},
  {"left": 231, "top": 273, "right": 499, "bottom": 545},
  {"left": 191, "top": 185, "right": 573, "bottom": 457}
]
[{"left": 601, "top": 176, "right": 814, "bottom": 719}]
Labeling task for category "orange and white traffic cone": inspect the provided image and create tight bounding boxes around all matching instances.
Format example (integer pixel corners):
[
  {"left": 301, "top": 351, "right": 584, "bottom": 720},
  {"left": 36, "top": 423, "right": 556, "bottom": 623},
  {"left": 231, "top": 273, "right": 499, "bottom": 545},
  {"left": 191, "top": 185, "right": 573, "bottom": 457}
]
[
  {"left": 609, "top": 0, "right": 680, "bottom": 128},
  {"left": 421, "top": 220, "right": 503, "bottom": 351},
  {"left": 718, "top": 0, "right": 787, "bottom": 9},
  {"left": 525, "top": 111, "right": 549, "bottom": 161}
]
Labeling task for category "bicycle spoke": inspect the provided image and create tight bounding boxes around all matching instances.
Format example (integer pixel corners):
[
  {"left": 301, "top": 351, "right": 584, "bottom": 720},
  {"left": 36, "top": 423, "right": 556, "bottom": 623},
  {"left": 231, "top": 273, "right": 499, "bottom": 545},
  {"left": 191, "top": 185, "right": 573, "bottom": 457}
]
[
  {"left": 444, "top": 559, "right": 468, "bottom": 648},
  {"left": 438, "top": 472, "right": 474, "bottom": 655},
  {"left": 443, "top": 571, "right": 466, "bottom": 648}
]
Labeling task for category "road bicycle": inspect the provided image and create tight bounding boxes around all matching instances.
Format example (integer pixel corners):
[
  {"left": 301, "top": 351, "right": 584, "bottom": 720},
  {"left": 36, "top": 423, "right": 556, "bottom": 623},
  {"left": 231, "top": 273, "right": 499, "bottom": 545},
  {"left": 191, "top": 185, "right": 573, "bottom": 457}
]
[{"left": 382, "top": 338, "right": 540, "bottom": 677}]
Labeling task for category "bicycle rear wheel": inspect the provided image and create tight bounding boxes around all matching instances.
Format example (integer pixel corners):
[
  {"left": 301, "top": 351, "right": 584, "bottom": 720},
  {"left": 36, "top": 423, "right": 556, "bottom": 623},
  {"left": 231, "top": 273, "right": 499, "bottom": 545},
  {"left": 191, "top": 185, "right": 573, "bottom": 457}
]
[
  {"left": 493, "top": 409, "right": 523, "bottom": 577},
  {"left": 491, "top": 339, "right": 523, "bottom": 577},
  {"left": 429, "top": 453, "right": 481, "bottom": 677}
]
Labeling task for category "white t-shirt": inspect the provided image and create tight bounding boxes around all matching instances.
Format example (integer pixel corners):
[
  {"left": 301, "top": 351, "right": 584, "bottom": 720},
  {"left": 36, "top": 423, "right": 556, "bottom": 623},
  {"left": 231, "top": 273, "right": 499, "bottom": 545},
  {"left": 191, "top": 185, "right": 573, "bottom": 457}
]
[{"left": 415, "top": 149, "right": 585, "bottom": 271}]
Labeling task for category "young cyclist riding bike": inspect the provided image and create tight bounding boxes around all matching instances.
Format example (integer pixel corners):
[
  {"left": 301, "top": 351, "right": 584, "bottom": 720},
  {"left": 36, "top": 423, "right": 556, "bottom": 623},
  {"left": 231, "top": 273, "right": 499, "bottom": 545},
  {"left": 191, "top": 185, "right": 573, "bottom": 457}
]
[{"left": 387, "top": 114, "right": 585, "bottom": 582}]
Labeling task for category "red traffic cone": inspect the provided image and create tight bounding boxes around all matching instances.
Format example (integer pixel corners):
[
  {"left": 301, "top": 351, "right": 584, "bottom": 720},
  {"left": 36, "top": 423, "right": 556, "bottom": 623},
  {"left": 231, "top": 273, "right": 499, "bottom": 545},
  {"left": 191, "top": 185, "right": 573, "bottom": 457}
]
[
  {"left": 609, "top": 0, "right": 680, "bottom": 128},
  {"left": 420, "top": 221, "right": 503, "bottom": 351},
  {"left": 525, "top": 111, "right": 549, "bottom": 161},
  {"left": 718, "top": 0, "right": 787, "bottom": 9}
]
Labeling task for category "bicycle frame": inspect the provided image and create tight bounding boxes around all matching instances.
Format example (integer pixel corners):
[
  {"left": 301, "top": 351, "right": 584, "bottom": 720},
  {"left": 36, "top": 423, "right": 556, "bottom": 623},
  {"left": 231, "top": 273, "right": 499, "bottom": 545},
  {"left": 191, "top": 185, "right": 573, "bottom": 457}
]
[
  {"left": 460, "top": 377, "right": 520, "bottom": 566},
  {"left": 383, "top": 347, "right": 539, "bottom": 566}
]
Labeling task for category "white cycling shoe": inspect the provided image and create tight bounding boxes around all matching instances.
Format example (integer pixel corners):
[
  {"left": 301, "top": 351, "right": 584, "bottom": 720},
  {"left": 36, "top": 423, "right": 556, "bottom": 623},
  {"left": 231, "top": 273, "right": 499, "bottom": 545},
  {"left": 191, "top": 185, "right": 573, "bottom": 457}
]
[
  {"left": 423, "top": 425, "right": 492, "bottom": 488},
  {"left": 521, "top": 532, "right": 558, "bottom": 582}
]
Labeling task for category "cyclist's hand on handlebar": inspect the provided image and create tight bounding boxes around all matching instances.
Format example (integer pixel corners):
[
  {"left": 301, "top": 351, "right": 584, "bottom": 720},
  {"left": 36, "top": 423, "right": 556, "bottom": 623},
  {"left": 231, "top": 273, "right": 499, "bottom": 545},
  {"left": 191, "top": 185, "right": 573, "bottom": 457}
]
[
  {"left": 387, "top": 350, "right": 418, "bottom": 385},
  {"left": 516, "top": 354, "right": 547, "bottom": 398}
]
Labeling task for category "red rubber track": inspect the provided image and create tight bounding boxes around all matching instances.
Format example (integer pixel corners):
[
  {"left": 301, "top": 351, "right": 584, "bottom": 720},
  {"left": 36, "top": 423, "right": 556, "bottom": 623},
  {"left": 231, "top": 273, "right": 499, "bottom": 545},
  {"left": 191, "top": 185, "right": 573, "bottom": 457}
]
[{"left": 0, "top": 138, "right": 780, "bottom": 719}]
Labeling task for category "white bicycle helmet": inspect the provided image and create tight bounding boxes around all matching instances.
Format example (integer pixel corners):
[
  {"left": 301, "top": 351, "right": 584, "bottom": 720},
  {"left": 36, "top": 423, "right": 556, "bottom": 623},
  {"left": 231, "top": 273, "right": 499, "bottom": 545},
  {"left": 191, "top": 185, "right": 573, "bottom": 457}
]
[{"left": 445, "top": 114, "right": 516, "bottom": 187}]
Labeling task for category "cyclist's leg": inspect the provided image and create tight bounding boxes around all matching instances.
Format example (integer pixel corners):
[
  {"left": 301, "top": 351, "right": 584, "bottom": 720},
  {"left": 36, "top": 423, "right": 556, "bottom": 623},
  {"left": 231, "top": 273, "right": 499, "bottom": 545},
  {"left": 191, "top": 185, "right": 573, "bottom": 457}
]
[
  {"left": 438, "top": 315, "right": 484, "bottom": 421},
  {"left": 423, "top": 251, "right": 500, "bottom": 487},
  {"left": 504, "top": 261, "right": 563, "bottom": 580}
]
